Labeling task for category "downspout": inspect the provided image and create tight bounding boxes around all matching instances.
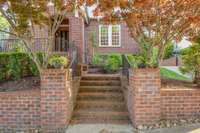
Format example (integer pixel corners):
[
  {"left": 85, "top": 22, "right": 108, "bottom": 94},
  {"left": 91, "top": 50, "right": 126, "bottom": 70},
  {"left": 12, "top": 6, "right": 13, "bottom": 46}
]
[{"left": 82, "top": 20, "right": 86, "bottom": 63}]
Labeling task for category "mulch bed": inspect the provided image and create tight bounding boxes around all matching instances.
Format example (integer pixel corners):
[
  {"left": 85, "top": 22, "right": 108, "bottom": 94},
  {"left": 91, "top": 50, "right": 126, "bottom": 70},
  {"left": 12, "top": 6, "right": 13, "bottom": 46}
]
[
  {"left": 161, "top": 78, "right": 199, "bottom": 90},
  {"left": 0, "top": 77, "right": 40, "bottom": 92},
  {"left": 0, "top": 76, "right": 199, "bottom": 92}
]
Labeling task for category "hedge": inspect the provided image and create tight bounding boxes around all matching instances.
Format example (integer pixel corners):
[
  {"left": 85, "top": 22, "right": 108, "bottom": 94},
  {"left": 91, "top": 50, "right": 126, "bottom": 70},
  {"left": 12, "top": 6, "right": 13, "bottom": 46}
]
[
  {"left": 0, "top": 52, "right": 39, "bottom": 82},
  {"left": 91, "top": 54, "right": 122, "bottom": 73}
]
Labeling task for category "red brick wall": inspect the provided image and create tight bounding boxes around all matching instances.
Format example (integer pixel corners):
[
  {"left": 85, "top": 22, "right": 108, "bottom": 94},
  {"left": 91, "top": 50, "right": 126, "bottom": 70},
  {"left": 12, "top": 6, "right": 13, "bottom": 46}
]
[
  {"left": 40, "top": 69, "right": 74, "bottom": 132},
  {"left": 0, "top": 89, "right": 40, "bottom": 133},
  {"left": 0, "top": 69, "right": 78, "bottom": 133},
  {"left": 161, "top": 89, "right": 200, "bottom": 120},
  {"left": 127, "top": 68, "right": 200, "bottom": 127},
  {"left": 128, "top": 68, "right": 161, "bottom": 127},
  {"left": 69, "top": 16, "right": 85, "bottom": 62}
]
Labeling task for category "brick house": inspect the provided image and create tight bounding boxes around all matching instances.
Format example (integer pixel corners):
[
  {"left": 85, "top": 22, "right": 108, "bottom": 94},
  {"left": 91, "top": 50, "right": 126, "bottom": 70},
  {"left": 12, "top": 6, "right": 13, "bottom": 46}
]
[
  {"left": 44, "top": 13, "right": 139, "bottom": 63},
  {"left": 1, "top": 12, "right": 179, "bottom": 66}
]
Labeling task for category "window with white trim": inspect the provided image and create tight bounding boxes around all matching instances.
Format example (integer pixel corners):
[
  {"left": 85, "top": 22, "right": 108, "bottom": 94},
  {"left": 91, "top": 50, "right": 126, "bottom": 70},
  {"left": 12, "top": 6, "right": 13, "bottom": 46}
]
[{"left": 99, "top": 25, "right": 121, "bottom": 47}]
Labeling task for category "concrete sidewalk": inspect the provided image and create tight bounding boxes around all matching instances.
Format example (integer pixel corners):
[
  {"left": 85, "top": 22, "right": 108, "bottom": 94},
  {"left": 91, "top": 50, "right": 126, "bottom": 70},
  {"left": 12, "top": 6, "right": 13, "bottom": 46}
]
[
  {"left": 143, "top": 124, "right": 200, "bottom": 133},
  {"left": 66, "top": 123, "right": 200, "bottom": 133}
]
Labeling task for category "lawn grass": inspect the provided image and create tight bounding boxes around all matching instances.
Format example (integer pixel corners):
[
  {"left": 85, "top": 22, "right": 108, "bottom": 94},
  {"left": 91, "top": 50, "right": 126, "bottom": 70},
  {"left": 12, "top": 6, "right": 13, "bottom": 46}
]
[{"left": 160, "top": 68, "right": 191, "bottom": 81}]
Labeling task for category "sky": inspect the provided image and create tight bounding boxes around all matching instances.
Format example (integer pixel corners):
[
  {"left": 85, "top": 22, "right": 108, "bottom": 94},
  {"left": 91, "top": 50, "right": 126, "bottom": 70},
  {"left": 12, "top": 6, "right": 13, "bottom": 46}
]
[{"left": 177, "top": 38, "right": 192, "bottom": 49}]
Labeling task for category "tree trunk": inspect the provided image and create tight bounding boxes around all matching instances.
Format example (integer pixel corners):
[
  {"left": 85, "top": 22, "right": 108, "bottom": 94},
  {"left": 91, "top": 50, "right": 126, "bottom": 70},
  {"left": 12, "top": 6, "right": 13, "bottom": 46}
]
[{"left": 194, "top": 72, "right": 200, "bottom": 87}]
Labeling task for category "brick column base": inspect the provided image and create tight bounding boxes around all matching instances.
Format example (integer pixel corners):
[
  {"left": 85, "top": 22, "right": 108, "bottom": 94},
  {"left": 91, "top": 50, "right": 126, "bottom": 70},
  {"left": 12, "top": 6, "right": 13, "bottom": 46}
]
[
  {"left": 41, "top": 69, "right": 72, "bottom": 133},
  {"left": 128, "top": 68, "right": 161, "bottom": 127}
]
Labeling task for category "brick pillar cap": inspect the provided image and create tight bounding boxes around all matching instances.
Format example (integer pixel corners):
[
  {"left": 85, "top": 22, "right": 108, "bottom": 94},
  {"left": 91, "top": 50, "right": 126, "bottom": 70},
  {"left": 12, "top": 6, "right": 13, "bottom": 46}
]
[
  {"left": 129, "top": 68, "right": 160, "bottom": 77},
  {"left": 41, "top": 68, "right": 70, "bottom": 73},
  {"left": 131, "top": 68, "right": 160, "bottom": 73}
]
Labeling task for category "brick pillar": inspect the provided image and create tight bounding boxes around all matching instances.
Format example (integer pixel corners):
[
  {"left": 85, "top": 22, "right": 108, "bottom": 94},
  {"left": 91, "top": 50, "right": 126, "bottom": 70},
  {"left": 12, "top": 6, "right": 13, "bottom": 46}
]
[
  {"left": 41, "top": 69, "right": 73, "bottom": 133},
  {"left": 128, "top": 68, "right": 161, "bottom": 128},
  {"left": 69, "top": 16, "right": 84, "bottom": 63}
]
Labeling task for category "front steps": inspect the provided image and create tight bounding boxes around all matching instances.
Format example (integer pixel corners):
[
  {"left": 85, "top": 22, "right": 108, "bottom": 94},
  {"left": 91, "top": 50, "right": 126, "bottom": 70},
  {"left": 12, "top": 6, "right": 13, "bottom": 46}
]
[{"left": 71, "top": 74, "right": 131, "bottom": 124}]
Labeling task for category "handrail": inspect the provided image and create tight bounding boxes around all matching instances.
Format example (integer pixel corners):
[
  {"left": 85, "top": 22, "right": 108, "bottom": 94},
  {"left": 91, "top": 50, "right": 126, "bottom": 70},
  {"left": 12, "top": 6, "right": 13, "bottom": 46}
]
[
  {"left": 69, "top": 45, "right": 78, "bottom": 77},
  {"left": 122, "top": 54, "right": 131, "bottom": 84}
]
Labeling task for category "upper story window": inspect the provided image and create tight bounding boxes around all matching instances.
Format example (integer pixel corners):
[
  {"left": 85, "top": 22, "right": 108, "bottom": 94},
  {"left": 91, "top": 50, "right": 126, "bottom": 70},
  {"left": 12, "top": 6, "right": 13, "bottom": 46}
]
[{"left": 99, "top": 25, "right": 121, "bottom": 47}]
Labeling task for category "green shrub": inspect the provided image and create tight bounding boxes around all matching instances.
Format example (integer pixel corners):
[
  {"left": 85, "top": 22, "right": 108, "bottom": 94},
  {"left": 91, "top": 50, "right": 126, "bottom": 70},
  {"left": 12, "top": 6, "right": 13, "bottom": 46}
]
[
  {"left": 8, "top": 53, "right": 23, "bottom": 80},
  {"left": 0, "top": 52, "right": 39, "bottom": 82},
  {"left": 104, "top": 56, "right": 121, "bottom": 73},
  {"left": 127, "top": 55, "right": 144, "bottom": 68},
  {"left": 10, "top": 41, "right": 25, "bottom": 52},
  {"left": 127, "top": 47, "right": 159, "bottom": 69},
  {"left": 180, "top": 39, "right": 200, "bottom": 85},
  {"left": 91, "top": 54, "right": 104, "bottom": 66},
  {"left": 91, "top": 54, "right": 122, "bottom": 73},
  {"left": 164, "top": 42, "right": 174, "bottom": 59},
  {"left": 48, "top": 55, "right": 68, "bottom": 69}
]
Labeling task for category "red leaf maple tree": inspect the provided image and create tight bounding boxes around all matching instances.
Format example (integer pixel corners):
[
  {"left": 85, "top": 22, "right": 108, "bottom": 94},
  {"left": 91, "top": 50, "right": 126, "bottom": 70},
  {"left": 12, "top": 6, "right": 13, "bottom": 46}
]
[{"left": 90, "top": 0, "right": 200, "bottom": 64}]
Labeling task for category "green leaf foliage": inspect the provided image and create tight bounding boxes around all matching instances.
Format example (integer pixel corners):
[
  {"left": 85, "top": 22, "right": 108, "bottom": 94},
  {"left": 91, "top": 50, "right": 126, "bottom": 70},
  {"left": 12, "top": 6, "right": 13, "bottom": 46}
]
[
  {"left": 127, "top": 47, "right": 159, "bottom": 69},
  {"left": 48, "top": 55, "right": 69, "bottom": 69},
  {"left": 104, "top": 54, "right": 122, "bottom": 73},
  {"left": 136, "top": 36, "right": 159, "bottom": 68},
  {"left": 163, "top": 42, "right": 174, "bottom": 59},
  {"left": 0, "top": 13, "right": 9, "bottom": 30},
  {"left": 91, "top": 54, "right": 122, "bottom": 73},
  {"left": 0, "top": 52, "right": 40, "bottom": 82},
  {"left": 180, "top": 38, "right": 200, "bottom": 84}
]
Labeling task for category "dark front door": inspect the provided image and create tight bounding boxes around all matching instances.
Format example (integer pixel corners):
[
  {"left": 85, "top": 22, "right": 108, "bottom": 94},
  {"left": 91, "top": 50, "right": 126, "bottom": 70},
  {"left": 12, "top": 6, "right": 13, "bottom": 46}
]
[{"left": 55, "top": 29, "right": 69, "bottom": 52}]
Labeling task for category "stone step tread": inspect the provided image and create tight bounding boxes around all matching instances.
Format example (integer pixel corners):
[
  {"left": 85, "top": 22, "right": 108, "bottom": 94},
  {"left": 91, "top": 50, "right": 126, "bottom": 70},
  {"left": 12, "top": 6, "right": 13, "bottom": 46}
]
[
  {"left": 76, "top": 101, "right": 128, "bottom": 111},
  {"left": 78, "top": 92, "right": 123, "bottom": 98},
  {"left": 76, "top": 106, "right": 127, "bottom": 112},
  {"left": 80, "top": 80, "right": 121, "bottom": 84},
  {"left": 81, "top": 76, "right": 120, "bottom": 80},
  {"left": 71, "top": 119, "right": 131, "bottom": 125},
  {"left": 77, "top": 100, "right": 126, "bottom": 106},
  {"left": 74, "top": 110, "right": 129, "bottom": 117},
  {"left": 83, "top": 74, "right": 120, "bottom": 77},
  {"left": 77, "top": 95, "right": 124, "bottom": 101},
  {"left": 80, "top": 81, "right": 121, "bottom": 86},
  {"left": 76, "top": 99, "right": 125, "bottom": 104},
  {"left": 80, "top": 86, "right": 121, "bottom": 89},
  {"left": 80, "top": 80, "right": 120, "bottom": 82},
  {"left": 78, "top": 91, "right": 122, "bottom": 95},
  {"left": 79, "top": 88, "right": 122, "bottom": 93}
]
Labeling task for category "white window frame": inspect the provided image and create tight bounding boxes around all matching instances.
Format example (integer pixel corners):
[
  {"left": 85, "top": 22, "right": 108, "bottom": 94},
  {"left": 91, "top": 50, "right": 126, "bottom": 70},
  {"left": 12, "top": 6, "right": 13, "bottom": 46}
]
[{"left": 99, "top": 25, "right": 121, "bottom": 47}]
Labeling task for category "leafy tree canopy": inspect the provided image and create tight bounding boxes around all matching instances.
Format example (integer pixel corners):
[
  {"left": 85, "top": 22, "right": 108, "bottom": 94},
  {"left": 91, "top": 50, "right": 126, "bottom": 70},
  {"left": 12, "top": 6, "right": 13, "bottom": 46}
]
[
  {"left": 87, "top": 0, "right": 200, "bottom": 66},
  {"left": 0, "top": 0, "right": 80, "bottom": 73},
  {"left": 0, "top": 13, "right": 9, "bottom": 30},
  {"left": 180, "top": 37, "right": 200, "bottom": 85},
  {"left": 163, "top": 41, "right": 174, "bottom": 59}
]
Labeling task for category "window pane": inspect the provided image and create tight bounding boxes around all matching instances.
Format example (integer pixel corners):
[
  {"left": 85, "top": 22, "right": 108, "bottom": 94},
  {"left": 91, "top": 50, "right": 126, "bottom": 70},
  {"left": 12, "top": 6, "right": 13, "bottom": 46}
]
[
  {"left": 112, "top": 26, "right": 120, "bottom": 46},
  {"left": 100, "top": 25, "right": 109, "bottom": 46}
]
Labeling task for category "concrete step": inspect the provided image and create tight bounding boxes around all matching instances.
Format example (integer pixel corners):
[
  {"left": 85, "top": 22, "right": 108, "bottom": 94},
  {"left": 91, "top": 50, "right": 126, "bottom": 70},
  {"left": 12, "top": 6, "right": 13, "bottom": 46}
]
[
  {"left": 71, "top": 118, "right": 131, "bottom": 125},
  {"left": 77, "top": 92, "right": 124, "bottom": 101},
  {"left": 76, "top": 101, "right": 127, "bottom": 111},
  {"left": 82, "top": 75, "right": 120, "bottom": 80},
  {"left": 73, "top": 110, "right": 130, "bottom": 121},
  {"left": 72, "top": 110, "right": 131, "bottom": 124},
  {"left": 80, "top": 80, "right": 121, "bottom": 86},
  {"left": 87, "top": 68, "right": 104, "bottom": 74},
  {"left": 71, "top": 73, "right": 131, "bottom": 125},
  {"left": 79, "top": 86, "right": 122, "bottom": 93}
]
